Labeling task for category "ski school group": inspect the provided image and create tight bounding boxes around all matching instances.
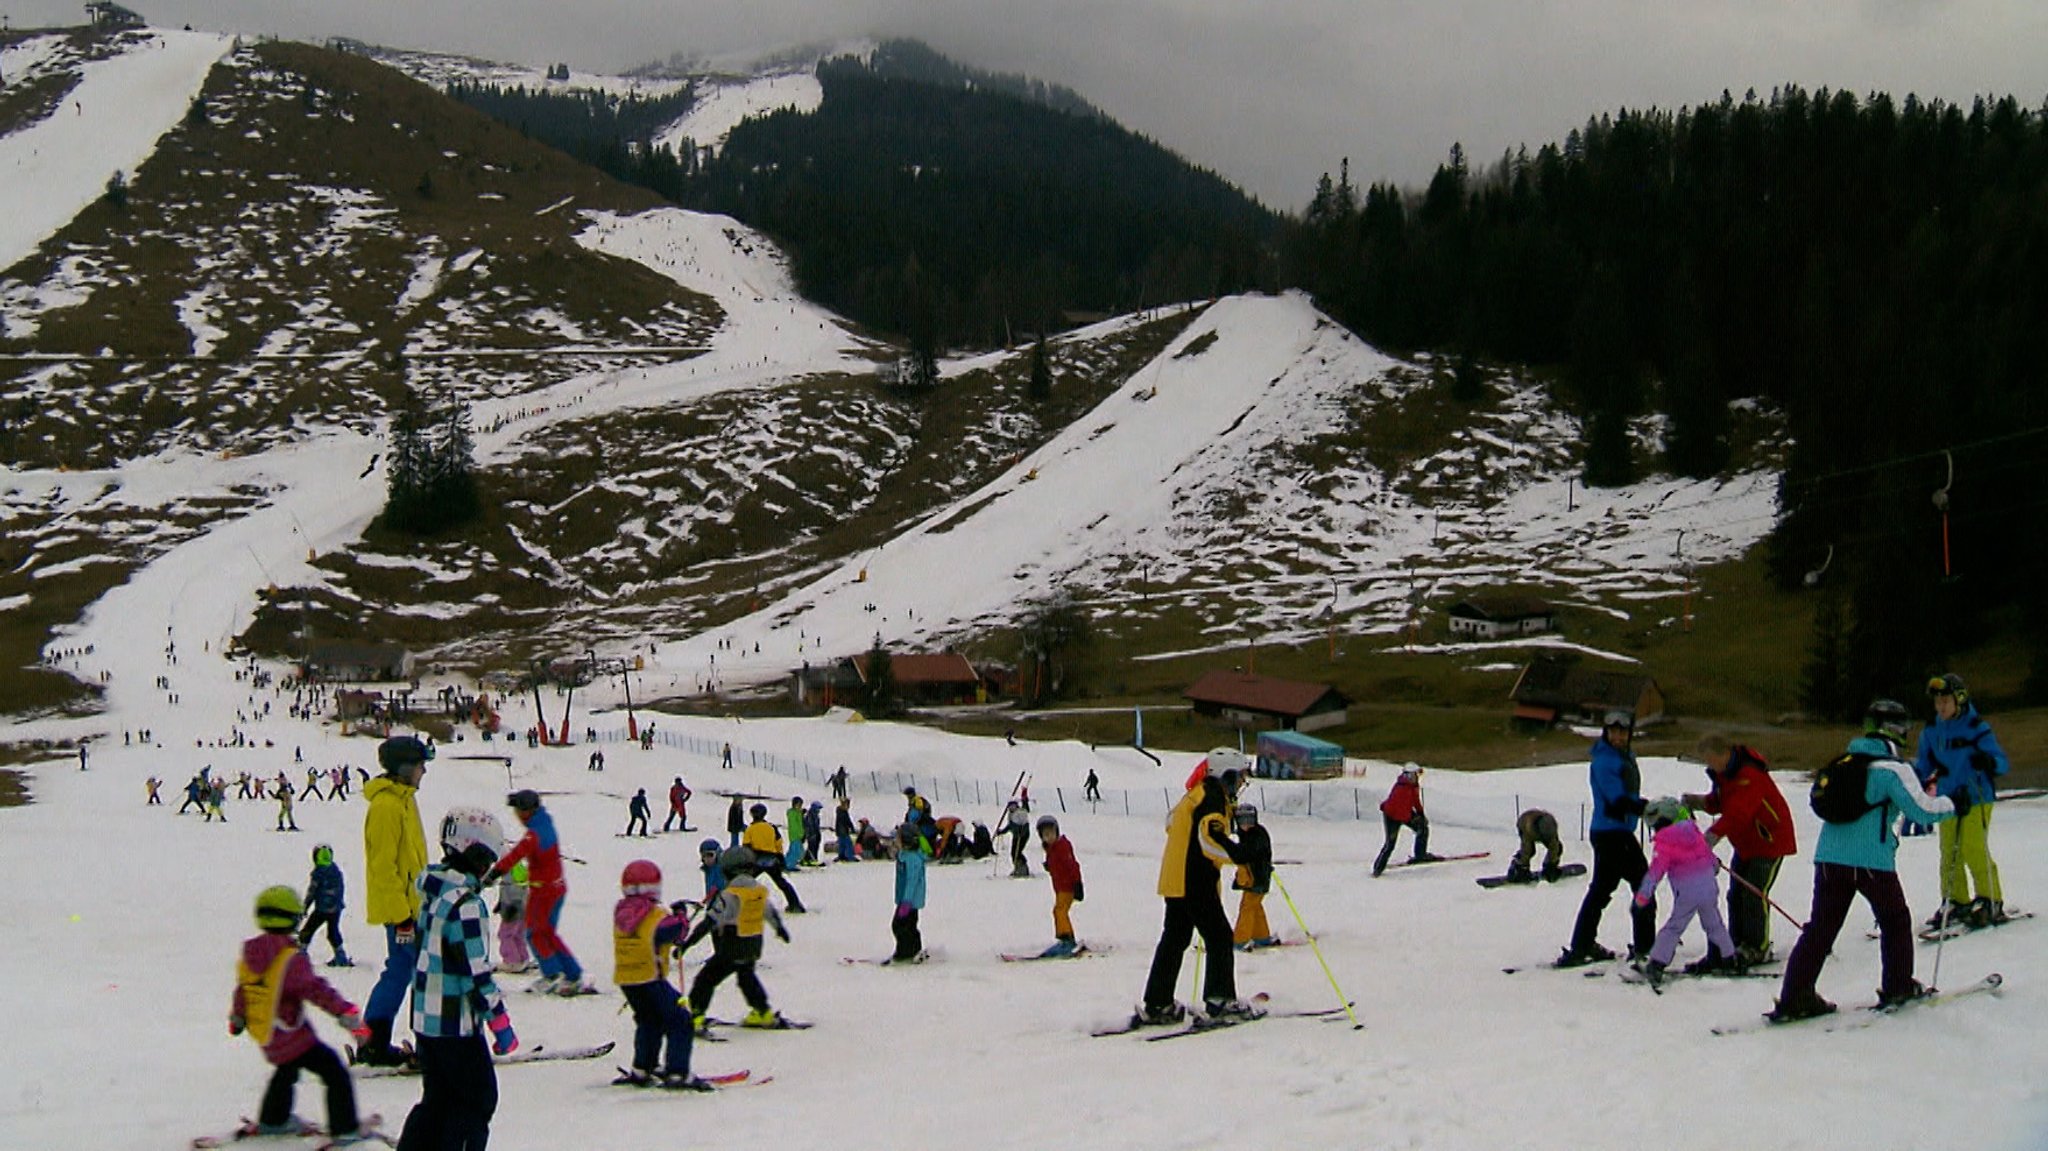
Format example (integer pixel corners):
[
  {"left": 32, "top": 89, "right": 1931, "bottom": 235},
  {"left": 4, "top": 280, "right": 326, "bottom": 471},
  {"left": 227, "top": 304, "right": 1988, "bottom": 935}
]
[{"left": 208, "top": 672, "right": 2015, "bottom": 1147}]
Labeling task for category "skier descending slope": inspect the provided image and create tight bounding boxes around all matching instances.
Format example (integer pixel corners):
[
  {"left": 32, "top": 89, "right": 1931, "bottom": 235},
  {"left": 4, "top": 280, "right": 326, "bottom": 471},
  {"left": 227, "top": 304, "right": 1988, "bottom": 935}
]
[
  {"left": 1137, "top": 756, "right": 1261, "bottom": 1026},
  {"left": 1767, "top": 701, "right": 1962, "bottom": 1022}
]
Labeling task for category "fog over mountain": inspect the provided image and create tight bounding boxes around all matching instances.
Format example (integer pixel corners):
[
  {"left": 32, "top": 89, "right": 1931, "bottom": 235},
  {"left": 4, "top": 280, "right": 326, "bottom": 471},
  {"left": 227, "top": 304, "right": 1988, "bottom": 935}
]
[{"left": 9, "top": 0, "right": 2046, "bottom": 206}]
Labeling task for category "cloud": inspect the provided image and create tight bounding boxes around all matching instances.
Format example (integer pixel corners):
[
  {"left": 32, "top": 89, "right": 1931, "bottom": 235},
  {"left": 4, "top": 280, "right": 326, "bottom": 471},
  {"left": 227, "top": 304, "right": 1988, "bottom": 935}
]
[{"left": 10, "top": 0, "right": 2046, "bottom": 207}]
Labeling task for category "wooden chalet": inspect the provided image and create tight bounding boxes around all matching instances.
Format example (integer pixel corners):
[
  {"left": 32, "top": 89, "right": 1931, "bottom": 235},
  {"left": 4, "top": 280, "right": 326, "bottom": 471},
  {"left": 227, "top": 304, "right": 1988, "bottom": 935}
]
[
  {"left": 1183, "top": 670, "right": 1349, "bottom": 733},
  {"left": 1508, "top": 654, "right": 1664, "bottom": 728}
]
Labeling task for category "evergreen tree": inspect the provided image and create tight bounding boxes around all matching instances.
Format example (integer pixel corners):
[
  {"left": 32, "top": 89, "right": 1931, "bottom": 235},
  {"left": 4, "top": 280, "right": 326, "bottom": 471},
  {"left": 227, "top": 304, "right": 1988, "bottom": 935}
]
[
  {"left": 1800, "top": 589, "right": 1851, "bottom": 720},
  {"left": 1027, "top": 334, "right": 1053, "bottom": 401},
  {"left": 861, "top": 641, "right": 900, "bottom": 718}
]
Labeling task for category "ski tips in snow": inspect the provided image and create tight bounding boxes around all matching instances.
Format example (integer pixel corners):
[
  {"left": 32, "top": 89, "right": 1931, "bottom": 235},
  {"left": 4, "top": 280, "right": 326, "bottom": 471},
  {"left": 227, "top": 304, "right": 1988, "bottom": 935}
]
[{"left": 1712, "top": 973, "right": 2004, "bottom": 1036}]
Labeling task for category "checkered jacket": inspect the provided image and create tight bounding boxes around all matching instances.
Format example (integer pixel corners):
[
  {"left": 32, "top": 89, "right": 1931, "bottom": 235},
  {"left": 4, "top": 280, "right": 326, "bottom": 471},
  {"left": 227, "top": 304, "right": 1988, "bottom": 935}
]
[{"left": 409, "top": 863, "right": 507, "bottom": 1039}]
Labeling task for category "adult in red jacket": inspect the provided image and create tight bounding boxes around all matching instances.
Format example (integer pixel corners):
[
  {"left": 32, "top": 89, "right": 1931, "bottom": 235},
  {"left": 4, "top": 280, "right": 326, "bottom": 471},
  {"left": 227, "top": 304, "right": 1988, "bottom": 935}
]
[
  {"left": 1683, "top": 734, "right": 1797, "bottom": 965},
  {"left": 664, "top": 777, "right": 692, "bottom": 833},
  {"left": 489, "top": 790, "right": 588, "bottom": 993}
]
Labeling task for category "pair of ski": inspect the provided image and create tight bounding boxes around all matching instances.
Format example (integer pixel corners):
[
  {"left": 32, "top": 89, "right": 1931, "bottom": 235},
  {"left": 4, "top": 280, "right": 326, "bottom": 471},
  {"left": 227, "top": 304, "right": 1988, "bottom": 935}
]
[
  {"left": 1616, "top": 962, "right": 1779, "bottom": 994},
  {"left": 842, "top": 952, "right": 933, "bottom": 967},
  {"left": 192, "top": 1113, "right": 390, "bottom": 1148},
  {"left": 702, "top": 1015, "right": 812, "bottom": 1031},
  {"left": 351, "top": 1040, "right": 618, "bottom": 1079},
  {"left": 612, "top": 1068, "right": 768, "bottom": 1090},
  {"left": 1709, "top": 973, "right": 2003, "bottom": 1036},
  {"left": 1000, "top": 944, "right": 1113, "bottom": 962},
  {"left": 1882, "top": 908, "right": 2032, "bottom": 943},
  {"left": 1091, "top": 994, "right": 1358, "bottom": 1040},
  {"left": 1378, "top": 850, "right": 1490, "bottom": 875}
]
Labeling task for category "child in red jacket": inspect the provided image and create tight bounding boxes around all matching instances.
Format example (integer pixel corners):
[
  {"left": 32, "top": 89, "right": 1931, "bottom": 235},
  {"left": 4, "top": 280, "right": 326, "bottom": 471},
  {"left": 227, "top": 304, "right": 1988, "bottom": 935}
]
[
  {"left": 1037, "top": 816, "right": 1085, "bottom": 956},
  {"left": 230, "top": 886, "right": 369, "bottom": 1143},
  {"left": 1373, "top": 768, "right": 1440, "bottom": 876}
]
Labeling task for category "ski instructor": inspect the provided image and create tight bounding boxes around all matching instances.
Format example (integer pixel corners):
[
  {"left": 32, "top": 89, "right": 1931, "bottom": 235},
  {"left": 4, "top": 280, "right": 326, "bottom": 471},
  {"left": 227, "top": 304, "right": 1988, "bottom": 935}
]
[
  {"left": 356, "top": 734, "right": 431, "bottom": 1066},
  {"left": 1137, "top": 755, "right": 1260, "bottom": 1026},
  {"left": 1559, "top": 711, "right": 1655, "bottom": 967}
]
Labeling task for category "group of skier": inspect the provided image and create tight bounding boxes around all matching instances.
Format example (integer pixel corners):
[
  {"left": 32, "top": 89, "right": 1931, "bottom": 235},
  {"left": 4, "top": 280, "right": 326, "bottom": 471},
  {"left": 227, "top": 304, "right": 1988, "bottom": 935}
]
[{"left": 1552, "top": 672, "right": 2010, "bottom": 1023}]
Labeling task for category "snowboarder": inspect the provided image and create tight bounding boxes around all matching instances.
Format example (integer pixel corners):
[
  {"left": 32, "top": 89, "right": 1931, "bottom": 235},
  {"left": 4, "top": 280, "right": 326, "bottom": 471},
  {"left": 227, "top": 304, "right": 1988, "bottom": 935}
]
[
  {"left": 741, "top": 803, "right": 807, "bottom": 912},
  {"left": 610, "top": 861, "right": 704, "bottom": 1089},
  {"left": 1768, "top": 700, "right": 1963, "bottom": 1022},
  {"left": 1506, "top": 809, "right": 1565, "bottom": 883},
  {"left": 1559, "top": 712, "right": 1656, "bottom": 967},
  {"left": 1916, "top": 673, "right": 2010, "bottom": 927},
  {"left": 355, "top": 736, "right": 430, "bottom": 1067},
  {"left": 398, "top": 807, "right": 518, "bottom": 1149},
  {"left": 495, "top": 861, "right": 532, "bottom": 974},
  {"left": 490, "top": 790, "right": 592, "bottom": 994},
  {"left": 626, "top": 789, "right": 651, "bottom": 837},
  {"left": 1038, "top": 815, "right": 1084, "bottom": 955},
  {"left": 298, "top": 844, "right": 350, "bottom": 967},
  {"left": 1631, "top": 798, "right": 1738, "bottom": 985},
  {"left": 664, "top": 777, "right": 692, "bottom": 832},
  {"left": 681, "top": 846, "right": 791, "bottom": 1029},
  {"left": 891, "top": 823, "right": 929, "bottom": 962},
  {"left": 1230, "top": 804, "right": 1278, "bottom": 949},
  {"left": 1138, "top": 755, "right": 1257, "bottom": 1025},
  {"left": 1084, "top": 768, "right": 1102, "bottom": 803},
  {"left": 1373, "top": 767, "right": 1437, "bottom": 876},
  {"left": 228, "top": 886, "right": 370, "bottom": 1144},
  {"left": 726, "top": 794, "right": 745, "bottom": 848},
  {"left": 1001, "top": 801, "right": 1031, "bottom": 877},
  {"left": 588, "top": 749, "right": 605, "bottom": 772},
  {"left": 1682, "top": 733, "right": 1796, "bottom": 965}
]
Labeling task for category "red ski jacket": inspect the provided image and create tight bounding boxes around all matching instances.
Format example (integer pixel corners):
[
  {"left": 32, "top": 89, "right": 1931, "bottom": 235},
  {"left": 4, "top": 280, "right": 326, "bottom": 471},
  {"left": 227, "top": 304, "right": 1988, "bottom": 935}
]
[{"left": 1695, "top": 752, "right": 1796, "bottom": 860}]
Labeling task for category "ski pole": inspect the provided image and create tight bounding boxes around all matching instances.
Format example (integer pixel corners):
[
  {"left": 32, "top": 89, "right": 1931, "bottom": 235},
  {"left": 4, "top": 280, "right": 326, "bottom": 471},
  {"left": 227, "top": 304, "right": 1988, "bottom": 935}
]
[
  {"left": 1931, "top": 812, "right": 1964, "bottom": 993},
  {"left": 1271, "top": 871, "right": 1364, "bottom": 1030},
  {"left": 1715, "top": 857, "right": 1804, "bottom": 932}
]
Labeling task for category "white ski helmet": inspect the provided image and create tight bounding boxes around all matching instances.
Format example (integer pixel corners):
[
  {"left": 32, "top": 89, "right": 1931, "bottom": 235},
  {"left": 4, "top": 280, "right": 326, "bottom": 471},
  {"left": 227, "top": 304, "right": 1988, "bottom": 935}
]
[{"left": 440, "top": 805, "right": 505, "bottom": 863}]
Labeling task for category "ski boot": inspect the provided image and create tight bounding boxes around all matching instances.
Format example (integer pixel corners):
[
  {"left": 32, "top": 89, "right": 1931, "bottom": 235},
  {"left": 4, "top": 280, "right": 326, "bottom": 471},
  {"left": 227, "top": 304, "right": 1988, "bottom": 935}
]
[
  {"left": 1925, "top": 900, "right": 1971, "bottom": 930},
  {"left": 1766, "top": 990, "right": 1837, "bottom": 1024},
  {"left": 327, "top": 950, "right": 354, "bottom": 968},
  {"left": 1203, "top": 997, "right": 1267, "bottom": 1023},
  {"left": 1138, "top": 1001, "right": 1186, "bottom": 1027},
  {"left": 1966, "top": 898, "right": 2007, "bottom": 928},
  {"left": 1042, "top": 937, "right": 1079, "bottom": 958},
  {"left": 612, "top": 1068, "right": 655, "bottom": 1087},
  {"left": 1554, "top": 943, "right": 1616, "bottom": 969},
  {"left": 1642, "top": 960, "right": 1667, "bottom": 988},
  {"left": 742, "top": 1007, "right": 785, "bottom": 1029},
  {"left": 554, "top": 978, "right": 597, "bottom": 997},
  {"left": 1875, "top": 980, "right": 1930, "bottom": 1010},
  {"left": 1682, "top": 947, "right": 1730, "bottom": 977},
  {"left": 658, "top": 1072, "right": 713, "bottom": 1091},
  {"left": 1504, "top": 861, "right": 1535, "bottom": 884},
  {"left": 527, "top": 974, "right": 562, "bottom": 995},
  {"left": 1408, "top": 851, "right": 1444, "bottom": 865},
  {"left": 1539, "top": 863, "right": 1563, "bottom": 882}
]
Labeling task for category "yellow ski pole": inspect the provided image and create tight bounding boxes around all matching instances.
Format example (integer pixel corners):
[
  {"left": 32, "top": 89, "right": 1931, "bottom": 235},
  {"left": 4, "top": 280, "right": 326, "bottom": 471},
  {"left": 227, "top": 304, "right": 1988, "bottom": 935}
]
[{"left": 1272, "top": 870, "right": 1364, "bottom": 1030}]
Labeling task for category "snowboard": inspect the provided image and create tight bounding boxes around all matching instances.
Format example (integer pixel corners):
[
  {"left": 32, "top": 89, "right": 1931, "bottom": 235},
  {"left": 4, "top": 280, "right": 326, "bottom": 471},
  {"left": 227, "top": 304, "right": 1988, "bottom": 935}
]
[
  {"left": 1710, "top": 973, "right": 2003, "bottom": 1036},
  {"left": 1477, "top": 863, "right": 1587, "bottom": 889},
  {"left": 353, "top": 1041, "right": 616, "bottom": 1079}
]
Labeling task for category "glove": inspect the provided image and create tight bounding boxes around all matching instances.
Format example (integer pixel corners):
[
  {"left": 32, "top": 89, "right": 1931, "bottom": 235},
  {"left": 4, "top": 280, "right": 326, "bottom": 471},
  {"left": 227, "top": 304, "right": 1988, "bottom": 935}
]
[
  {"left": 1950, "top": 790, "right": 1973, "bottom": 819},
  {"left": 1631, "top": 892, "right": 1650, "bottom": 909},
  {"left": 340, "top": 1011, "right": 365, "bottom": 1038},
  {"left": 1704, "top": 831, "right": 1723, "bottom": 849},
  {"left": 487, "top": 1012, "right": 518, "bottom": 1056},
  {"left": 1072, "top": 880, "right": 1085, "bottom": 903},
  {"left": 1970, "top": 751, "right": 1998, "bottom": 777},
  {"left": 393, "top": 918, "right": 417, "bottom": 947},
  {"left": 227, "top": 1014, "right": 245, "bottom": 1036}
]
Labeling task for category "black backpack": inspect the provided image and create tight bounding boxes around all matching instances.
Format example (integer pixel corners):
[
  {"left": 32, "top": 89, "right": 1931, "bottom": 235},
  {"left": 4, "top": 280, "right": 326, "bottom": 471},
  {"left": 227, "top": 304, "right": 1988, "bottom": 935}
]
[{"left": 1810, "top": 752, "right": 1880, "bottom": 824}]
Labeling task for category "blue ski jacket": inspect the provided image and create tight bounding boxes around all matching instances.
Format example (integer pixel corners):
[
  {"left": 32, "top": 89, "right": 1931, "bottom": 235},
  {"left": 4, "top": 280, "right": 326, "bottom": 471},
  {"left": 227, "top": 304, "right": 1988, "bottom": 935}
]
[
  {"left": 1587, "top": 737, "right": 1644, "bottom": 836},
  {"left": 1915, "top": 705, "right": 2009, "bottom": 807},
  {"left": 1815, "top": 737, "right": 1957, "bottom": 872}
]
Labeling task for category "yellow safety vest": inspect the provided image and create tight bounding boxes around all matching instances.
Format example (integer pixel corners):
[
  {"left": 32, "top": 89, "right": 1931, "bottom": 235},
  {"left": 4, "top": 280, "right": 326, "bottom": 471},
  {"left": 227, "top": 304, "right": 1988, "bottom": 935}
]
[
  {"left": 733, "top": 884, "right": 768, "bottom": 939},
  {"left": 612, "top": 903, "right": 668, "bottom": 986},
  {"left": 236, "top": 945, "right": 298, "bottom": 1046}
]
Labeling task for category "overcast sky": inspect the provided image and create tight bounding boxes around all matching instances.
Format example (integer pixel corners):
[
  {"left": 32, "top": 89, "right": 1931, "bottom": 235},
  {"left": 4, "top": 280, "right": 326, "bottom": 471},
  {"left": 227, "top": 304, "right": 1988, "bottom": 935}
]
[{"left": 10, "top": 0, "right": 2047, "bottom": 206}]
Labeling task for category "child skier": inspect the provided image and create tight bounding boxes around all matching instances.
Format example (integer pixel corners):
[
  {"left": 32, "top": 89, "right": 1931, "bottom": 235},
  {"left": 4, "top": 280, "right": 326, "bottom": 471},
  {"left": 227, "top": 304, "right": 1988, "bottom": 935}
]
[
  {"left": 681, "top": 847, "right": 792, "bottom": 1030},
  {"left": 488, "top": 790, "right": 592, "bottom": 995},
  {"left": 494, "top": 861, "right": 532, "bottom": 974},
  {"left": 892, "top": 823, "right": 929, "bottom": 962},
  {"left": 784, "top": 797, "right": 807, "bottom": 871},
  {"left": 297, "top": 845, "right": 350, "bottom": 967},
  {"left": 1230, "top": 804, "right": 1279, "bottom": 949},
  {"left": 610, "top": 860, "right": 706, "bottom": 1090},
  {"left": 834, "top": 798, "right": 857, "bottom": 862},
  {"left": 803, "top": 801, "right": 824, "bottom": 865},
  {"left": 397, "top": 806, "right": 518, "bottom": 1151},
  {"left": 276, "top": 780, "right": 298, "bottom": 832},
  {"left": 1037, "top": 815, "right": 1084, "bottom": 956},
  {"left": 1373, "top": 768, "right": 1437, "bottom": 876},
  {"left": 1631, "top": 798, "right": 1738, "bottom": 986},
  {"left": 229, "top": 886, "right": 371, "bottom": 1144},
  {"left": 1001, "top": 801, "right": 1031, "bottom": 877},
  {"left": 698, "top": 838, "right": 727, "bottom": 900},
  {"left": 741, "top": 802, "right": 807, "bottom": 912}
]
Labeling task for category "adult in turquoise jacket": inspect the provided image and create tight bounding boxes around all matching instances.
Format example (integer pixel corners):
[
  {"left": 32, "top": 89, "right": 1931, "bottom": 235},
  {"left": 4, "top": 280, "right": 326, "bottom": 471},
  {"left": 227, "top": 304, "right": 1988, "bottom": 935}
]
[
  {"left": 1914, "top": 673, "right": 2009, "bottom": 925},
  {"left": 1770, "top": 703, "right": 1961, "bottom": 1022},
  {"left": 1561, "top": 713, "right": 1654, "bottom": 966},
  {"left": 890, "top": 825, "right": 929, "bottom": 961}
]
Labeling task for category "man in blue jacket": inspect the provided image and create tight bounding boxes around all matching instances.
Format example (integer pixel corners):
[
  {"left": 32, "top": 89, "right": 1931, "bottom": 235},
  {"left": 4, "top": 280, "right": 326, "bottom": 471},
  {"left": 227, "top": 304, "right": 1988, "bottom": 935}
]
[
  {"left": 1770, "top": 700, "right": 1961, "bottom": 1022},
  {"left": 1915, "top": 673, "right": 2010, "bottom": 927},
  {"left": 1558, "top": 711, "right": 1655, "bottom": 967}
]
